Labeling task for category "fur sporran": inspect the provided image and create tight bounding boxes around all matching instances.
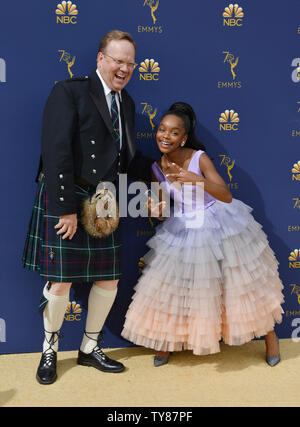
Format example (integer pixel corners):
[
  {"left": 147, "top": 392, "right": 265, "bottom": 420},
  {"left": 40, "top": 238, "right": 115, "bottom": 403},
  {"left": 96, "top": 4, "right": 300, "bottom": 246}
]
[{"left": 81, "top": 182, "right": 119, "bottom": 238}]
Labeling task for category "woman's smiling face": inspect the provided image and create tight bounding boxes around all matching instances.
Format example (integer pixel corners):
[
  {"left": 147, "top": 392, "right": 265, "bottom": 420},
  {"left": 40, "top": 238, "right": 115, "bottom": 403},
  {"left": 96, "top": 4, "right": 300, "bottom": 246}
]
[{"left": 156, "top": 114, "right": 187, "bottom": 154}]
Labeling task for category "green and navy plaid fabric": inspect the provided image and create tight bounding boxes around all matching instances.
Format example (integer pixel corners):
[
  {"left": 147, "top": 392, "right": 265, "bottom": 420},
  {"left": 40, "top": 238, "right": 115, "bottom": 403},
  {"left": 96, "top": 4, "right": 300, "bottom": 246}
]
[
  {"left": 110, "top": 91, "right": 120, "bottom": 151},
  {"left": 22, "top": 182, "right": 121, "bottom": 283}
]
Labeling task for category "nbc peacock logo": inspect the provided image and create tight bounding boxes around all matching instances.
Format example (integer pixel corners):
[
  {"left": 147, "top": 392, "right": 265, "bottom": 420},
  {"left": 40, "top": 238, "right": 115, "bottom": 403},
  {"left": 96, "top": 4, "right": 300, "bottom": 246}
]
[
  {"left": 56, "top": 1, "right": 78, "bottom": 24},
  {"left": 292, "top": 161, "right": 300, "bottom": 181},
  {"left": 289, "top": 249, "right": 300, "bottom": 269},
  {"left": 138, "top": 257, "right": 146, "bottom": 274},
  {"left": 223, "top": 3, "right": 244, "bottom": 27},
  {"left": 65, "top": 301, "right": 82, "bottom": 321},
  {"left": 219, "top": 109, "right": 239, "bottom": 131},
  {"left": 139, "top": 58, "right": 160, "bottom": 81}
]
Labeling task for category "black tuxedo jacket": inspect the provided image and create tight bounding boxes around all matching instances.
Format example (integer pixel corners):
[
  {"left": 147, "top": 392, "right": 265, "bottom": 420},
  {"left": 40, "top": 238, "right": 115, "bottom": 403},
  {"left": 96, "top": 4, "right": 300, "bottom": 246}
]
[{"left": 37, "top": 71, "right": 153, "bottom": 216}]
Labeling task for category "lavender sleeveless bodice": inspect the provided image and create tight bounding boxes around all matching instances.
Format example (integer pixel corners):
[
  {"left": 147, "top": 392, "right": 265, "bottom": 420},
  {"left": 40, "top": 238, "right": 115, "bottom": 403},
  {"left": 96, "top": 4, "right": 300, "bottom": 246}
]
[{"left": 151, "top": 150, "right": 216, "bottom": 212}]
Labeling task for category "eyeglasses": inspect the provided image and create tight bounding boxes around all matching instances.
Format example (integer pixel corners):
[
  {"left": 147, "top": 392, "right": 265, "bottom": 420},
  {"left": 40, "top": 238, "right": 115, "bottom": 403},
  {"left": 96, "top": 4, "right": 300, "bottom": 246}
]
[{"left": 101, "top": 53, "right": 138, "bottom": 71}]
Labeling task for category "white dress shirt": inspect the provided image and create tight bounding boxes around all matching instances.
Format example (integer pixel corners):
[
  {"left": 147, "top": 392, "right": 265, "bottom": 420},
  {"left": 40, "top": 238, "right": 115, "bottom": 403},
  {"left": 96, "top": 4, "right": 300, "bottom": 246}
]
[{"left": 96, "top": 69, "right": 123, "bottom": 149}]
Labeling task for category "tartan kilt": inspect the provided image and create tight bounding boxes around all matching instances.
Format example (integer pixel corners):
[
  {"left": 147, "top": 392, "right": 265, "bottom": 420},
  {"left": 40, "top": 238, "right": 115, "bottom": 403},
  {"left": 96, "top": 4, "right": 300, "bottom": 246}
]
[{"left": 22, "top": 181, "right": 121, "bottom": 283}]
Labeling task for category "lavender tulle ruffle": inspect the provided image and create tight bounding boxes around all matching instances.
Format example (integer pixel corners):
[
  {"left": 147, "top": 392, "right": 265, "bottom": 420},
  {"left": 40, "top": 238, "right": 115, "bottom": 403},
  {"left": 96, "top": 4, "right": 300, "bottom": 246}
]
[{"left": 121, "top": 198, "right": 284, "bottom": 355}]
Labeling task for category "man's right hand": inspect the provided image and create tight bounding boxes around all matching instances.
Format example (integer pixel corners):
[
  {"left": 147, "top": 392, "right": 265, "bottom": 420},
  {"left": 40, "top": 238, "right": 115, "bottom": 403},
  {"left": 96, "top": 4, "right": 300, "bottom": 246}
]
[{"left": 54, "top": 213, "right": 78, "bottom": 240}]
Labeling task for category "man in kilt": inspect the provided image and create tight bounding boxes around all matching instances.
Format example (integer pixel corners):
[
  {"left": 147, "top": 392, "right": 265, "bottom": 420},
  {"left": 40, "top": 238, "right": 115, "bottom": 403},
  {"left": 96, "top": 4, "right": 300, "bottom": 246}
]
[{"left": 22, "top": 30, "right": 153, "bottom": 384}]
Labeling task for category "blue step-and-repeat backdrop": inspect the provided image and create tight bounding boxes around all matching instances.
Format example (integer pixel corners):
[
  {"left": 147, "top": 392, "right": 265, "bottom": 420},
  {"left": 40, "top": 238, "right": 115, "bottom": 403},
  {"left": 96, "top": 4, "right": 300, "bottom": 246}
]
[{"left": 0, "top": 1, "right": 300, "bottom": 354}]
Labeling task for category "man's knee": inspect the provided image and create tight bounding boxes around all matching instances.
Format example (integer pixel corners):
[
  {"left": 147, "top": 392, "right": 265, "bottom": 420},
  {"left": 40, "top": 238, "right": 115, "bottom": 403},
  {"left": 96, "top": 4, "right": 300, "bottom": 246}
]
[
  {"left": 48, "top": 282, "right": 72, "bottom": 295},
  {"left": 93, "top": 280, "right": 119, "bottom": 291}
]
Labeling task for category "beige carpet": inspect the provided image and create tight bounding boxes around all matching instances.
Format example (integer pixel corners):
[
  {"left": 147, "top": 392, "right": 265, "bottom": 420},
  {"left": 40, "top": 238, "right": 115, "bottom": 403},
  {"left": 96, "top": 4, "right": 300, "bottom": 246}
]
[{"left": 0, "top": 339, "right": 299, "bottom": 407}]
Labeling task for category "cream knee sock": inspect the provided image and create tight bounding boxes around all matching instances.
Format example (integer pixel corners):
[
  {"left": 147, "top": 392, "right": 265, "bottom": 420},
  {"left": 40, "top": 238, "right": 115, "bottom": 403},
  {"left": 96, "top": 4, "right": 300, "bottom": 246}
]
[
  {"left": 42, "top": 283, "right": 70, "bottom": 353},
  {"left": 80, "top": 285, "right": 117, "bottom": 354}
]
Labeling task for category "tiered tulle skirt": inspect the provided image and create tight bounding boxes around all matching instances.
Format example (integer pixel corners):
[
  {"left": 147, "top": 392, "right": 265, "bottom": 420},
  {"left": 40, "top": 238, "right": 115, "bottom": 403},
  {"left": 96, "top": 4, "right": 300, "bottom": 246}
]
[{"left": 121, "top": 199, "right": 284, "bottom": 355}]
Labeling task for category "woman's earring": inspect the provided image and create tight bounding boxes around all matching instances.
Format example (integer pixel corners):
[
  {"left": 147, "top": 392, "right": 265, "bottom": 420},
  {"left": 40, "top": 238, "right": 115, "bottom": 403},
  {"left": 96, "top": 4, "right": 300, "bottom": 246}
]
[{"left": 180, "top": 141, "right": 186, "bottom": 147}]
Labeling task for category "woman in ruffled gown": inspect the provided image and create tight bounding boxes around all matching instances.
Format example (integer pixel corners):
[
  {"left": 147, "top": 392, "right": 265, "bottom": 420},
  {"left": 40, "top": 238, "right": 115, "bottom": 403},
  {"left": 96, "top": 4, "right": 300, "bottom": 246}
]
[{"left": 121, "top": 102, "right": 284, "bottom": 367}]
